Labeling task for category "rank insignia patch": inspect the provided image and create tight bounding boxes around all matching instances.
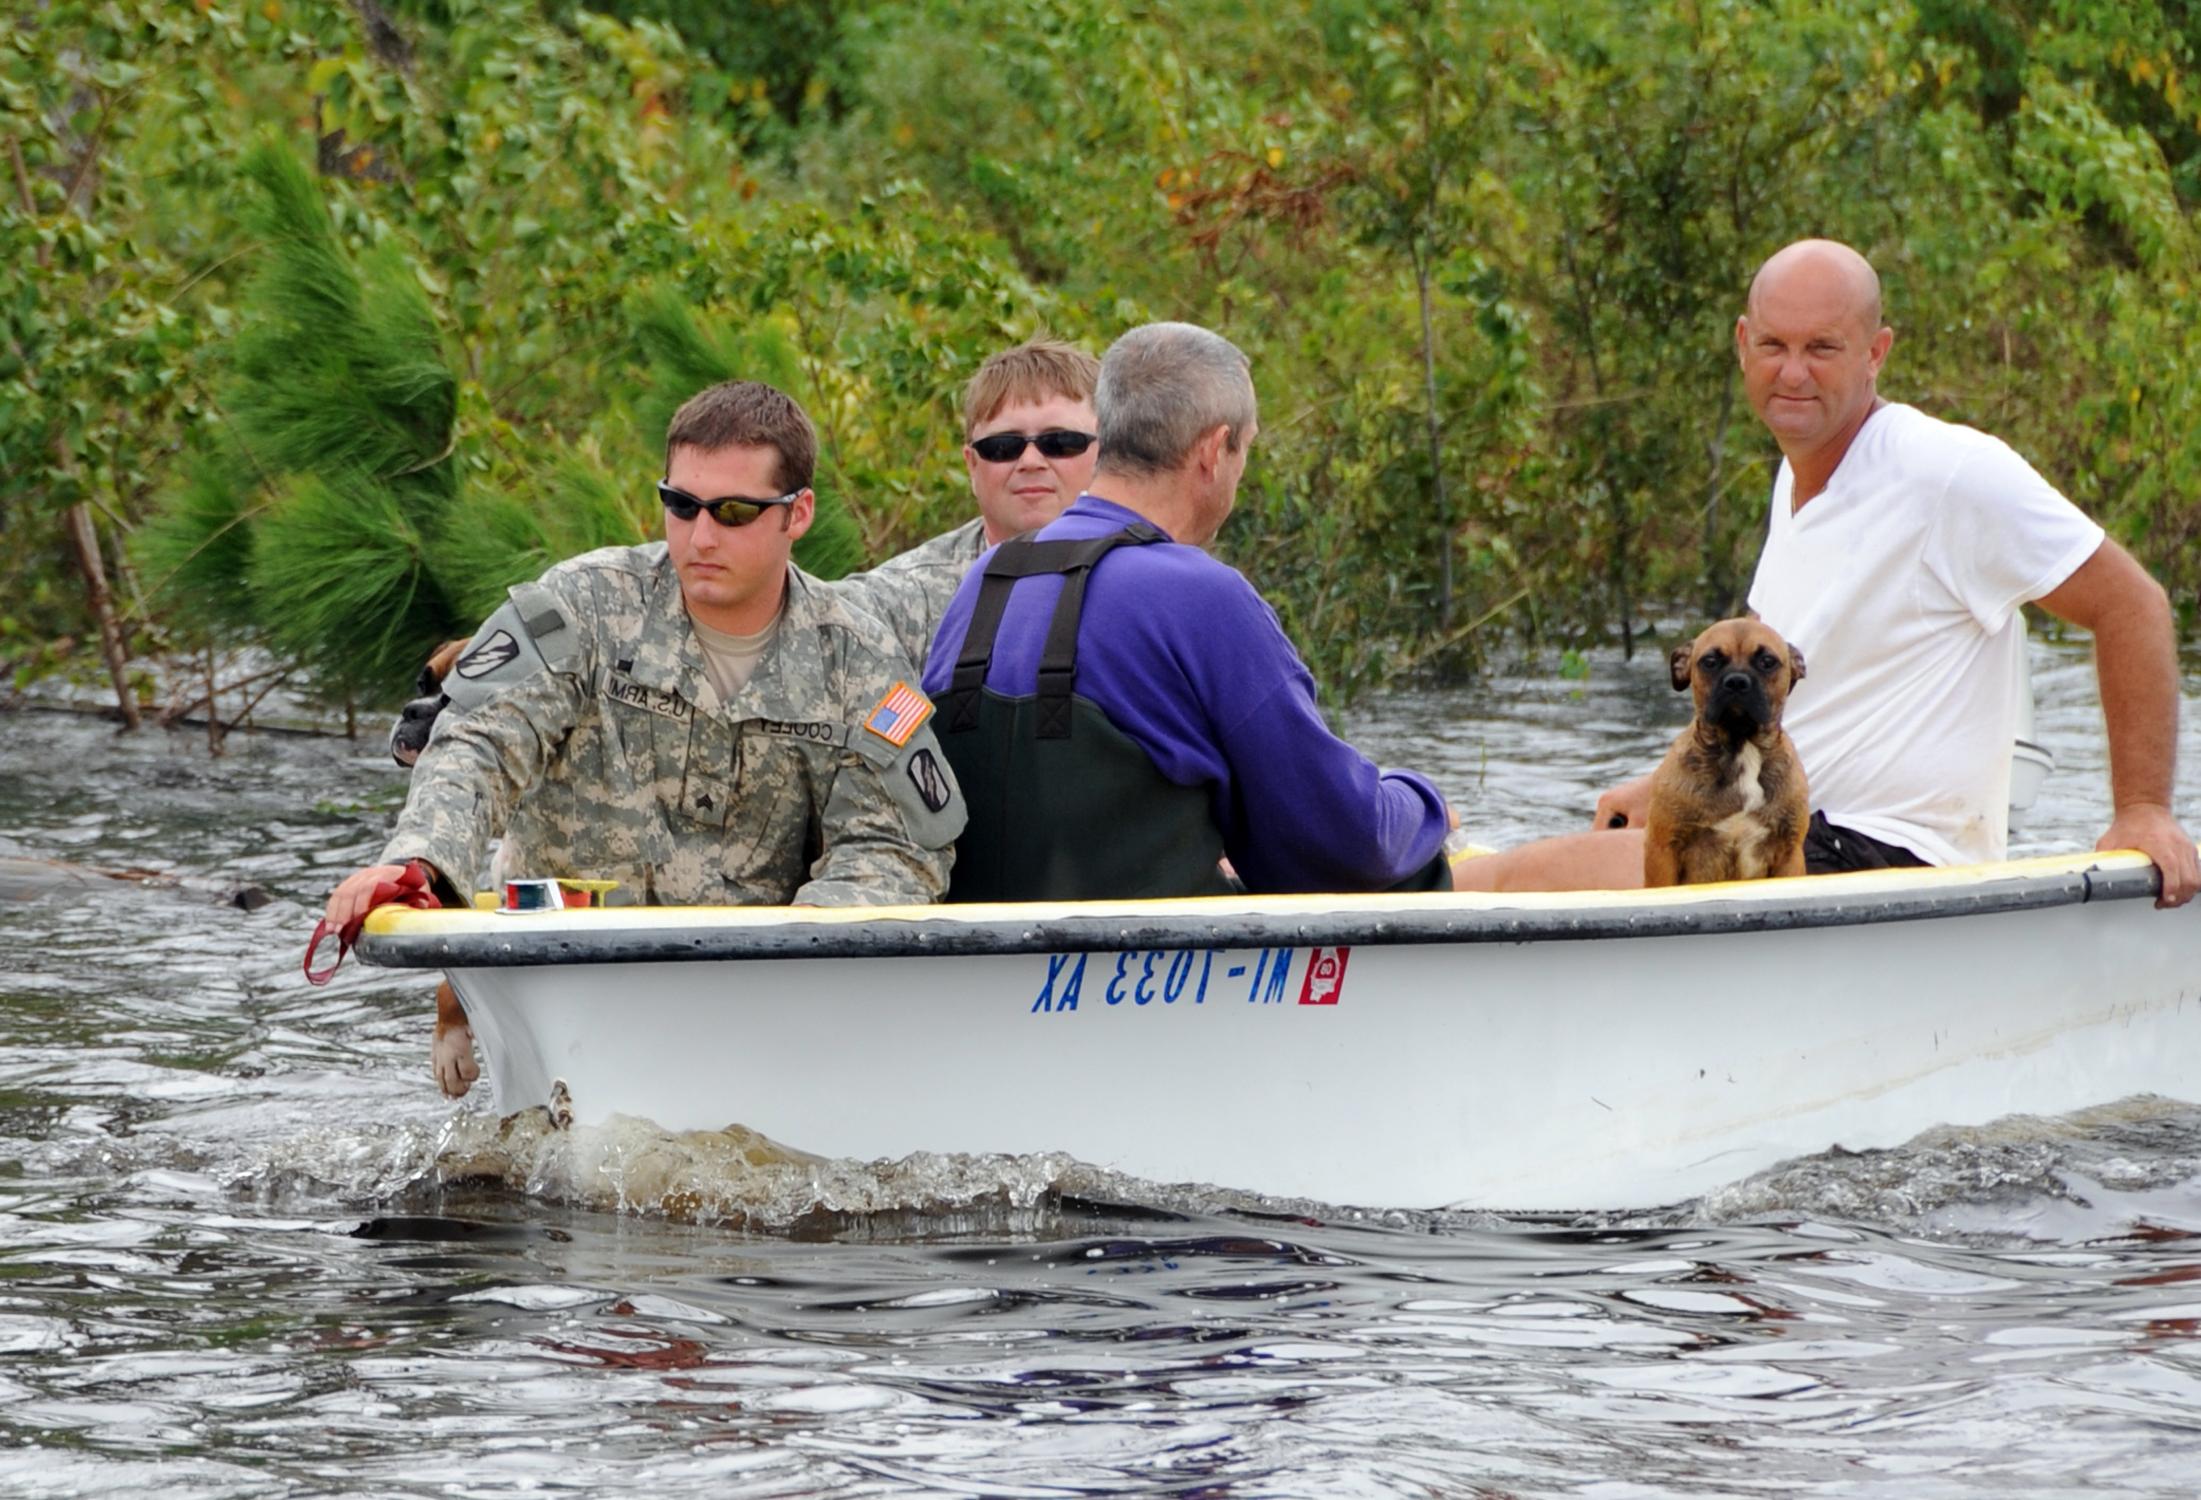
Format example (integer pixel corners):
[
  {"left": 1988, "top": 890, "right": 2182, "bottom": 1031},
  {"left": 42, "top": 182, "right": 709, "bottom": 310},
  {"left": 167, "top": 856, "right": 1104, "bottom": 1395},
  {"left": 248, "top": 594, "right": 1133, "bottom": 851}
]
[{"left": 864, "top": 681, "right": 934, "bottom": 747}]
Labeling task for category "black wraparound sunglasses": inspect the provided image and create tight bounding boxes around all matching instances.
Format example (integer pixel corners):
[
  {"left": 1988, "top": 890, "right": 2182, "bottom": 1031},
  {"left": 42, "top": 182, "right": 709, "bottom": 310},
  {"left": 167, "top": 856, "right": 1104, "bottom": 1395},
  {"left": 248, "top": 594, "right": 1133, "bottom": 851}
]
[
  {"left": 968, "top": 429, "right": 1097, "bottom": 464},
  {"left": 657, "top": 480, "right": 801, "bottom": 527}
]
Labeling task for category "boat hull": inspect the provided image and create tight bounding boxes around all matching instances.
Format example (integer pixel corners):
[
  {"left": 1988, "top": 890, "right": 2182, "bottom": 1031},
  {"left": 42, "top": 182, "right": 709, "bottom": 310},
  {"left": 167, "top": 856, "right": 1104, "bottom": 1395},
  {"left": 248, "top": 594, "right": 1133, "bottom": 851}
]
[{"left": 359, "top": 853, "right": 2201, "bottom": 1211}]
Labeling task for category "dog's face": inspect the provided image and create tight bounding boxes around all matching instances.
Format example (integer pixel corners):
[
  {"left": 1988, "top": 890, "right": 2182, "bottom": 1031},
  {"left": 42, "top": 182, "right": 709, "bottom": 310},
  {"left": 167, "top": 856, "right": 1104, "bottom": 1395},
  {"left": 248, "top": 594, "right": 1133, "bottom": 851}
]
[
  {"left": 390, "top": 638, "right": 472, "bottom": 768},
  {"left": 1668, "top": 619, "right": 1805, "bottom": 738}
]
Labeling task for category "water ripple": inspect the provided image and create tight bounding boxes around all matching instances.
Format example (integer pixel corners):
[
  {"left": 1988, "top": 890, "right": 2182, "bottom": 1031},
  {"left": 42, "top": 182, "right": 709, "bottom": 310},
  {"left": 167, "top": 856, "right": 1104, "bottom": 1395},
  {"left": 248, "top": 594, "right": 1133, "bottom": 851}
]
[{"left": 6, "top": 648, "right": 2201, "bottom": 1495}]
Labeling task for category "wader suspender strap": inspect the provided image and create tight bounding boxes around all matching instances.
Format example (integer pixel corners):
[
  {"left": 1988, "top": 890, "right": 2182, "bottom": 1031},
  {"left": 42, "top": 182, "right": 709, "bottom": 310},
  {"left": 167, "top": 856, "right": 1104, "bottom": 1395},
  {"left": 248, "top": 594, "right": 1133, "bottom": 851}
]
[{"left": 944, "top": 523, "right": 1168, "bottom": 737}]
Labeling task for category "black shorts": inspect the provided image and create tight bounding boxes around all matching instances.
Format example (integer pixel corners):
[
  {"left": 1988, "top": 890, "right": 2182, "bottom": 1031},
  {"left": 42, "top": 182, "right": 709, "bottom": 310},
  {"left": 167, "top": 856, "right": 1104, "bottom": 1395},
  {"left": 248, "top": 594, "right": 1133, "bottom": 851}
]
[{"left": 1802, "top": 812, "right": 1928, "bottom": 874}]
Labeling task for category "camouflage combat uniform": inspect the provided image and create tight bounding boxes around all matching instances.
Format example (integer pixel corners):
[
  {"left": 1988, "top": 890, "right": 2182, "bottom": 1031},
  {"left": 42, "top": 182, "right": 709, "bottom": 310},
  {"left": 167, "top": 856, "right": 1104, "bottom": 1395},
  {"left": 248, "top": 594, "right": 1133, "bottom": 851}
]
[
  {"left": 382, "top": 543, "right": 963, "bottom": 907},
  {"left": 826, "top": 517, "right": 988, "bottom": 669}
]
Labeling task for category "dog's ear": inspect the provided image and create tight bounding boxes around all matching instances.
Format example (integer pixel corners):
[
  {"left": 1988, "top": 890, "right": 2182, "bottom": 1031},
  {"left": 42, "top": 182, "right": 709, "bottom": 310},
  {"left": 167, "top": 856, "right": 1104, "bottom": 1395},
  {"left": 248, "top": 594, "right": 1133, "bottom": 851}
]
[
  {"left": 422, "top": 637, "right": 469, "bottom": 691},
  {"left": 1669, "top": 643, "right": 1694, "bottom": 692},
  {"left": 1787, "top": 644, "right": 1806, "bottom": 689}
]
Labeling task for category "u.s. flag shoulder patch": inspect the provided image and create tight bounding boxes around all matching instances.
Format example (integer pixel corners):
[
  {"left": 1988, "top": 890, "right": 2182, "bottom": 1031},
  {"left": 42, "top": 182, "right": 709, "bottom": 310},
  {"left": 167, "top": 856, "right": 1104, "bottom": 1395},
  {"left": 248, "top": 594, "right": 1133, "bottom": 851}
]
[{"left": 864, "top": 681, "right": 934, "bottom": 747}]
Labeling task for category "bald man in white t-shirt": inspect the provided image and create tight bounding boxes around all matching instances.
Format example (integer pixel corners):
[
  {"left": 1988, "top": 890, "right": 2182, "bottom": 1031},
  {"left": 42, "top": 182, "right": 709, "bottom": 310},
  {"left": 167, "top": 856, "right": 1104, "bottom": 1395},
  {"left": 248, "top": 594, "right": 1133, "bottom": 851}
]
[{"left": 1457, "top": 239, "right": 2197, "bottom": 907}]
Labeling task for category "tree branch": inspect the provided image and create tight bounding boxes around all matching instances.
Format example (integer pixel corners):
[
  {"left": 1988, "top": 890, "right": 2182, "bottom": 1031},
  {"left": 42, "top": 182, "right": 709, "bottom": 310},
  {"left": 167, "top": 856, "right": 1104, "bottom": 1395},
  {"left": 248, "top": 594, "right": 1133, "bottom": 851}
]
[{"left": 5, "top": 134, "right": 47, "bottom": 271}]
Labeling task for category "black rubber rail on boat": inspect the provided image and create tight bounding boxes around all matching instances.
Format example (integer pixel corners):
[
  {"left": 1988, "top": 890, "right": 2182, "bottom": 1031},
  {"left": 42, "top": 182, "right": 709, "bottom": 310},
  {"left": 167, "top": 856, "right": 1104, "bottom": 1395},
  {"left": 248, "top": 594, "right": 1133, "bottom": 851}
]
[{"left": 352, "top": 862, "right": 2166, "bottom": 968}]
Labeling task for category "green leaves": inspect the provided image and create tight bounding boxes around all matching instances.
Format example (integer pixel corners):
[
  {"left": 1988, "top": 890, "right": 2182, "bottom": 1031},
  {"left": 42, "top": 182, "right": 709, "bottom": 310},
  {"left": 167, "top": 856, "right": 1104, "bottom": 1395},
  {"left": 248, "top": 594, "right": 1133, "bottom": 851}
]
[
  {"left": 2013, "top": 74, "right": 2193, "bottom": 270},
  {"left": 9, "top": 0, "right": 2200, "bottom": 712},
  {"left": 133, "top": 451, "right": 263, "bottom": 638},
  {"left": 250, "top": 471, "right": 452, "bottom": 699},
  {"left": 229, "top": 143, "right": 459, "bottom": 502}
]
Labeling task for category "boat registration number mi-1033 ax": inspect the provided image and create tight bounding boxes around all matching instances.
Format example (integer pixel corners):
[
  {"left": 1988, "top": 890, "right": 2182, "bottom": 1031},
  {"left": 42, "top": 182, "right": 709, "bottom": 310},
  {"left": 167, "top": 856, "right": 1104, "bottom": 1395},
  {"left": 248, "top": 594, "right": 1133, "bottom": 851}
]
[
  {"left": 357, "top": 850, "right": 2201, "bottom": 1212},
  {"left": 1028, "top": 944, "right": 1348, "bottom": 1013}
]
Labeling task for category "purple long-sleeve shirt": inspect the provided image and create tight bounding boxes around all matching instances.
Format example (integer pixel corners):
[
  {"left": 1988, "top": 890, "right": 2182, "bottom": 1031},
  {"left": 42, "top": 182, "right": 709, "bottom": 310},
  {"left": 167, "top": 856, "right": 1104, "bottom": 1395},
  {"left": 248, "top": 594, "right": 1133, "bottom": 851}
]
[{"left": 921, "top": 495, "right": 1448, "bottom": 893}]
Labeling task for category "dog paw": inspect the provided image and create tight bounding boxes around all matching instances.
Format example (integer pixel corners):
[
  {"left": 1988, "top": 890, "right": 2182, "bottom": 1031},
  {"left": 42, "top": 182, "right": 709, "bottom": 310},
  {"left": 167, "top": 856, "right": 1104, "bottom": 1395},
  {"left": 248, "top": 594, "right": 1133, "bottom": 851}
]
[{"left": 432, "top": 1024, "right": 480, "bottom": 1098}]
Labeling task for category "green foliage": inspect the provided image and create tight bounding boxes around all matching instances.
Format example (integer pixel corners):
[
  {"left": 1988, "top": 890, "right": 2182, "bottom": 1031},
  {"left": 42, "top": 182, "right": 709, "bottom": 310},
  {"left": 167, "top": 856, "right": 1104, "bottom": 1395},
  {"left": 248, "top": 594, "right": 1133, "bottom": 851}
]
[
  {"left": 131, "top": 452, "right": 261, "bottom": 637},
  {"left": 577, "top": 0, "right": 875, "bottom": 148},
  {"left": 425, "top": 456, "right": 672, "bottom": 625},
  {"left": 8, "top": 0, "right": 2200, "bottom": 710},
  {"left": 0, "top": 0, "right": 263, "bottom": 651},
  {"left": 229, "top": 144, "right": 458, "bottom": 501},
  {"left": 631, "top": 285, "right": 803, "bottom": 435},
  {"left": 133, "top": 140, "right": 469, "bottom": 697},
  {"left": 424, "top": 485, "right": 558, "bottom": 626},
  {"left": 250, "top": 473, "right": 447, "bottom": 694}
]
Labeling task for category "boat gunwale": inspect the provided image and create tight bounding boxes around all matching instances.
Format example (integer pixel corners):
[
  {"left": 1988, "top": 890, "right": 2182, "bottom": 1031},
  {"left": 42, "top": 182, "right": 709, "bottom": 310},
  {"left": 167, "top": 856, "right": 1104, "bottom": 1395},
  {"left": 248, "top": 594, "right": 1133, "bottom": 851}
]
[{"left": 353, "top": 856, "right": 2166, "bottom": 969}]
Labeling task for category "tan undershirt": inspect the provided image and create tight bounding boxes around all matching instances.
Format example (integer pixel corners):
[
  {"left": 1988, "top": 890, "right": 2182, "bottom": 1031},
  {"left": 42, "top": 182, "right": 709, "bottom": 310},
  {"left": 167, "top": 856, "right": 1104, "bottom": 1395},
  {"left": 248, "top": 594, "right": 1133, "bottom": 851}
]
[{"left": 689, "top": 610, "right": 781, "bottom": 703}]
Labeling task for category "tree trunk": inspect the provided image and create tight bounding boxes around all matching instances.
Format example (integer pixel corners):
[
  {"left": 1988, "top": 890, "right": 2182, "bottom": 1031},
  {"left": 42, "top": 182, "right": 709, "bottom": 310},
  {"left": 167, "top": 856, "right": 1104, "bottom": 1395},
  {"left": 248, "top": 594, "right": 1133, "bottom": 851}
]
[
  {"left": 1414, "top": 245, "right": 1452, "bottom": 632},
  {"left": 7, "top": 135, "right": 49, "bottom": 272},
  {"left": 1605, "top": 479, "right": 1635, "bottom": 663},
  {"left": 205, "top": 643, "right": 224, "bottom": 756},
  {"left": 1701, "top": 365, "right": 1738, "bottom": 618},
  {"left": 65, "top": 502, "right": 140, "bottom": 730}
]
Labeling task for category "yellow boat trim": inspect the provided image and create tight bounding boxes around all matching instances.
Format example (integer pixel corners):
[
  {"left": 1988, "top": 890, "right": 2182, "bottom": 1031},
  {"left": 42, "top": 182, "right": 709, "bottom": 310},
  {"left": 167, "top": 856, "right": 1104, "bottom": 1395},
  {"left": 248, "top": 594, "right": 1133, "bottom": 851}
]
[{"left": 363, "top": 847, "right": 2164, "bottom": 937}]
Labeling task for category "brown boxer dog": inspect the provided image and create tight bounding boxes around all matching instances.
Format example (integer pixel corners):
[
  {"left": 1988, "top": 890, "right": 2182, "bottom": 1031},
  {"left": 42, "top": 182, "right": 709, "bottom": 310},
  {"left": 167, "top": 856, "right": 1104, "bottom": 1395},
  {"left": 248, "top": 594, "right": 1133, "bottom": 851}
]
[{"left": 1644, "top": 619, "right": 1810, "bottom": 886}]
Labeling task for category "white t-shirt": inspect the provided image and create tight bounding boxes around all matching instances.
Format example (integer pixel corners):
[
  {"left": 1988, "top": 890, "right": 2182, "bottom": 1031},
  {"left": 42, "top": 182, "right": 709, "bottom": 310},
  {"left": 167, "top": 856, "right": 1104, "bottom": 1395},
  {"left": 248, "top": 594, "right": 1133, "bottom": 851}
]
[{"left": 1747, "top": 402, "right": 2103, "bottom": 866}]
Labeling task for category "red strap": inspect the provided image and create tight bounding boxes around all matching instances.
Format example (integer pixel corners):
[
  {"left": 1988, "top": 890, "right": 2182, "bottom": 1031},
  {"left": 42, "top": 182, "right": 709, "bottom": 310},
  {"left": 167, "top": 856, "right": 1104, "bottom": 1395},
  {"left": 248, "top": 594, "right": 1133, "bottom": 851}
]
[{"left": 303, "top": 861, "right": 443, "bottom": 986}]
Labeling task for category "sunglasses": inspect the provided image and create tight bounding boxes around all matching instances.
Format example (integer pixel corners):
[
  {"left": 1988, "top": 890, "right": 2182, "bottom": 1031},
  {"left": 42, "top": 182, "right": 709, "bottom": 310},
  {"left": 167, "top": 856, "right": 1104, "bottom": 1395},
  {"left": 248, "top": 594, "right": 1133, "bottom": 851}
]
[
  {"left": 968, "top": 429, "right": 1097, "bottom": 464},
  {"left": 657, "top": 480, "right": 801, "bottom": 528}
]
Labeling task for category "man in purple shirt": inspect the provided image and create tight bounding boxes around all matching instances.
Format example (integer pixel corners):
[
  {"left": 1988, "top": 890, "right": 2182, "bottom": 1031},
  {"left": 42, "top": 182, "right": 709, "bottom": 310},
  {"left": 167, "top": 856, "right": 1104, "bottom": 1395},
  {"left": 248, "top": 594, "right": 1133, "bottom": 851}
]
[{"left": 923, "top": 321, "right": 1454, "bottom": 901}]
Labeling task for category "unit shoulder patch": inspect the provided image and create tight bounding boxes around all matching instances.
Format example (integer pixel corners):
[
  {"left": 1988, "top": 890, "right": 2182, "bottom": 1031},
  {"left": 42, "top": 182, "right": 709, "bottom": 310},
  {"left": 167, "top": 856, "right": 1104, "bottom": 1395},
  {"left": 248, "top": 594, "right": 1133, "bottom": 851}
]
[
  {"left": 454, "top": 629, "right": 520, "bottom": 680},
  {"left": 906, "top": 747, "right": 952, "bottom": 813}
]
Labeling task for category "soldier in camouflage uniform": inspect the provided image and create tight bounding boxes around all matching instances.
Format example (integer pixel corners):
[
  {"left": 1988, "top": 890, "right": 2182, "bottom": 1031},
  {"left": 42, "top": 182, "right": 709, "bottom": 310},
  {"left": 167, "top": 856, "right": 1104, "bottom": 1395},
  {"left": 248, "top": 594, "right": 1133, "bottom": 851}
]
[
  {"left": 829, "top": 339, "right": 1100, "bottom": 665},
  {"left": 386, "top": 545, "right": 960, "bottom": 907},
  {"left": 324, "top": 381, "right": 963, "bottom": 1097}
]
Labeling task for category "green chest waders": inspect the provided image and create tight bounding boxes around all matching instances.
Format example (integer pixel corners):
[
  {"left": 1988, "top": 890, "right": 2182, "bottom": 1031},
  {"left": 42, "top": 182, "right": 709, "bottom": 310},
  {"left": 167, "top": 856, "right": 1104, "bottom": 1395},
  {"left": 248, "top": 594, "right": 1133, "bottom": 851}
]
[{"left": 938, "top": 525, "right": 1236, "bottom": 903}]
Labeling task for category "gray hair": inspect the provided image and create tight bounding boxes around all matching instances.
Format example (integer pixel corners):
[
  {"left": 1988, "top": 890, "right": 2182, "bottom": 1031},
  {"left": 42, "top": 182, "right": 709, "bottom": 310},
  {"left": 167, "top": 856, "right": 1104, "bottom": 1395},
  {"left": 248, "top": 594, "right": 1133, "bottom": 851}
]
[{"left": 1093, "top": 322, "right": 1256, "bottom": 478}]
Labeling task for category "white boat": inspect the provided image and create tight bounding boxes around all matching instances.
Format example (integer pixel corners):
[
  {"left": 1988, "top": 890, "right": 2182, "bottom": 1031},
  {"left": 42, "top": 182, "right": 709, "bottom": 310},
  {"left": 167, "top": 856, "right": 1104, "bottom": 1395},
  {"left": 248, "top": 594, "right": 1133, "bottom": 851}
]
[{"left": 355, "top": 849, "right": 2200, "bottom": 1213}]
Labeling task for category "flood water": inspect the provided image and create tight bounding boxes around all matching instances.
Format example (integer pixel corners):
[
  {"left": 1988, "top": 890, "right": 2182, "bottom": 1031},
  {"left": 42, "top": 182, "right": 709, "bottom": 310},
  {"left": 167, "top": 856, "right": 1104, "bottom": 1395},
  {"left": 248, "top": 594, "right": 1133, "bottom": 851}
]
[{"left": 6, "top": 641, "right": 2201, "bottom": 1497}]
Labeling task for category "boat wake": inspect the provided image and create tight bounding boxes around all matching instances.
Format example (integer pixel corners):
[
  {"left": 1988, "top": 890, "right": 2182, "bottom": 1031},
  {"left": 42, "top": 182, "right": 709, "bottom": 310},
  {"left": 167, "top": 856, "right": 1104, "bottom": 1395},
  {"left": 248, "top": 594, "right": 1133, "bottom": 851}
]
[
  {"left": 1691, "top": 1094, "right": 2201, "bottom": 1241},
  {"left": 424, "top": 1108, "right": 1088, "bottom": 1228},
  {"left": 234, "top": 1105, "right": 1494, "bottom": 1234},
  {"left": 231, "top": 1095, "right": 2201, "bottom": 1242}
]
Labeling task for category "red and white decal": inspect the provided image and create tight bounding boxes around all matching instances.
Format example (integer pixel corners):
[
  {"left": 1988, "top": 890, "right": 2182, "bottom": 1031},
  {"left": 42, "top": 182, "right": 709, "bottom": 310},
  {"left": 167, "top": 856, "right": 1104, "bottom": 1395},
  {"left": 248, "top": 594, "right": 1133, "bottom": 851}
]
[{"left": 1298, "top": 946, "right": 1350, "bottom": 1006}]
